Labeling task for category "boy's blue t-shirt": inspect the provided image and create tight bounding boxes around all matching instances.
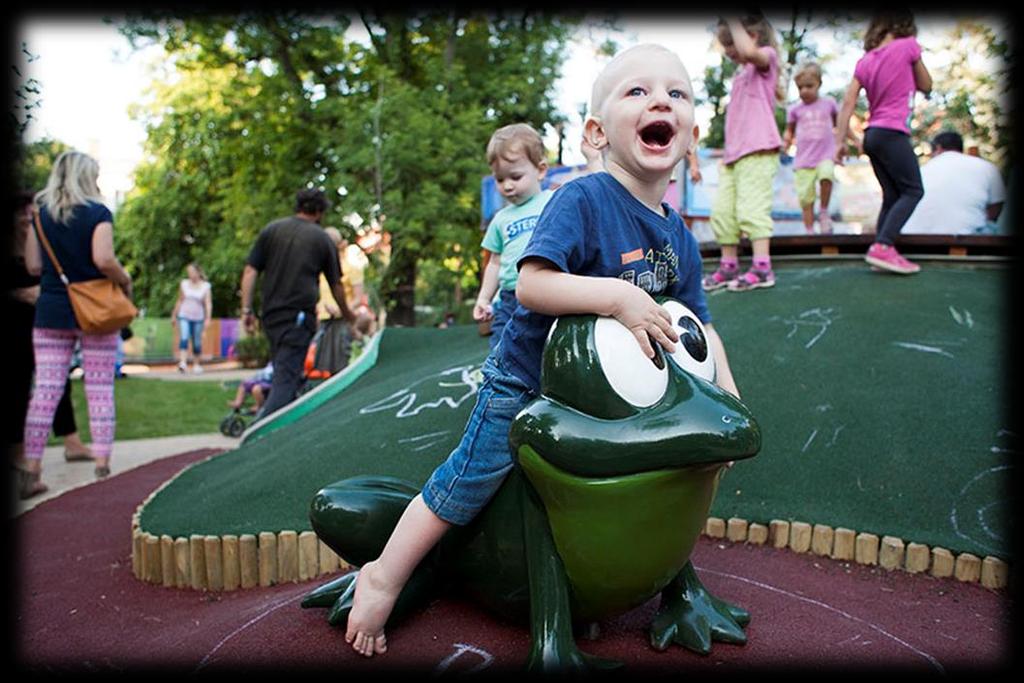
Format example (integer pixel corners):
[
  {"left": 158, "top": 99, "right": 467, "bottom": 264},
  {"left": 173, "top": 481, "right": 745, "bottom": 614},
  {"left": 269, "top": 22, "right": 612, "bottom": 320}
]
[{"left": 497, "top": 172, "right": 711, "bottom": 394}]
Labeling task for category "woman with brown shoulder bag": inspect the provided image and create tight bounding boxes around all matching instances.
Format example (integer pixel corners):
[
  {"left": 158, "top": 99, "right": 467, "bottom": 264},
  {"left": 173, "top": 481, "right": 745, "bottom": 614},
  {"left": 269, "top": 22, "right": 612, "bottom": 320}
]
[{"left": 16, "top": 151, "right": 135, "bottom": 498}]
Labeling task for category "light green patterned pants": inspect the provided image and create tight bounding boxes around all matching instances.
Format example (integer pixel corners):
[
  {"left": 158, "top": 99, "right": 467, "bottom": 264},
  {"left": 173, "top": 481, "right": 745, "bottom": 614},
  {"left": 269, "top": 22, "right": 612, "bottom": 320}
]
[{"left": 709, "top": 151, "right": 779, "bottom": 245}]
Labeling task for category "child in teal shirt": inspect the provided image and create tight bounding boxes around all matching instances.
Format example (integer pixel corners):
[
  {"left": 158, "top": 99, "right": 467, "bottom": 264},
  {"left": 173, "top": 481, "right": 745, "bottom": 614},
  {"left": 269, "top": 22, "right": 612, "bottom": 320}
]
[{"left": 473, "top": 123, "right": 552, "bottom": 350}]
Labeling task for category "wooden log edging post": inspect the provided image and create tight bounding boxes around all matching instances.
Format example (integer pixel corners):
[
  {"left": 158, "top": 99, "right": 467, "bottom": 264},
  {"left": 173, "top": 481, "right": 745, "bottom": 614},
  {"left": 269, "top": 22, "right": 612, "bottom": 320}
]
[
  {"left": 702, "top": 516, "right": 1009, "bottom": 590},
  {"left": 130, "top": 454, "right": 350, "bottom": 592},
  {"left": 130, "top": 523, "right": 350, "bottom": 593}
]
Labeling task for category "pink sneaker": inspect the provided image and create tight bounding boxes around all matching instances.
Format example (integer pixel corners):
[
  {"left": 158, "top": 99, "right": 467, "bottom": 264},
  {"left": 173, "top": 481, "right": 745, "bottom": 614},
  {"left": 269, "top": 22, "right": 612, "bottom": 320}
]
[
  {"left": 727, "top": 267, "right": 775, "bottom": 291},
  {"left": 819, "top": 211, "right": 833, "bottom": 235},
  {"left": 864, "top": 242, "right": 920, "bottom": 274},
  {"left": 702, "top": 265, "right": 739, "bottom": 291}
]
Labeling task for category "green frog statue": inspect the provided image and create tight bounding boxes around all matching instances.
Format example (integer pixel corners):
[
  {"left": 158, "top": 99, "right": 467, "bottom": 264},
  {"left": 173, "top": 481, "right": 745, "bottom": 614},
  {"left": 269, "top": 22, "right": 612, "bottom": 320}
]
[{"left": 302, "top": 298, "right": 761, "bottom": 671}]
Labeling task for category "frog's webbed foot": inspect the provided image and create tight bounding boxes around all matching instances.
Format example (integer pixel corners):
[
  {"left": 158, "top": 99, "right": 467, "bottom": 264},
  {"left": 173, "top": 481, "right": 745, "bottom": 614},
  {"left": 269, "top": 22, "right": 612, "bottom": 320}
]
[
  {"left": 301, "top": 570, "right": 358, "bottom": 626},
  {"left": 649, "top": 560, "right": 748, "bottom": 655}
]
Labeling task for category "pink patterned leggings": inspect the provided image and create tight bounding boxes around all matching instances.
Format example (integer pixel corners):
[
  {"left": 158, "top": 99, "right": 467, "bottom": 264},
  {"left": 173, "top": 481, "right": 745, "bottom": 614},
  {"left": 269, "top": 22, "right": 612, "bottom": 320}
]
[{"left": 22, "top": 328, "right": 119, "bottom": 461}]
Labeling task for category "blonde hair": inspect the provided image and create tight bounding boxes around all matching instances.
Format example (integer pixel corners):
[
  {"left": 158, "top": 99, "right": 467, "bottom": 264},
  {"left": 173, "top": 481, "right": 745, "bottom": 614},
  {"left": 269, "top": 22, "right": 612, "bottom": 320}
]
[
  {"left": 323, "top": 226, "right": 343, "bottom": 246},
  {"left": 35, "top": 150, "right": 105, "bottom": 225},
  {"left": 793, "top": 62, "right": 823, "bottom": 85},
  {"left": 187, "top": 262, "right": 207, "bottom": 280},
  {"left": 863, "top": 11, "right": 918, "bottom": 51},
  {"left": 486, "top": 123, "right": 546, "bottom": 168},
  {"left": 717, "top": 14, "right": 786, "bottom": 102},
  {"left": 589, "top": 44, "right": 683, "bottom": 119}
]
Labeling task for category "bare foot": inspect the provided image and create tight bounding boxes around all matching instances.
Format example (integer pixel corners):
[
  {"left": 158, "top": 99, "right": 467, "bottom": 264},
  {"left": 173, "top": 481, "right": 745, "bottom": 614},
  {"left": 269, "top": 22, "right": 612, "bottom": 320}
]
[{"left": 345, "top": 561, "right": 397, "bottom": 657}]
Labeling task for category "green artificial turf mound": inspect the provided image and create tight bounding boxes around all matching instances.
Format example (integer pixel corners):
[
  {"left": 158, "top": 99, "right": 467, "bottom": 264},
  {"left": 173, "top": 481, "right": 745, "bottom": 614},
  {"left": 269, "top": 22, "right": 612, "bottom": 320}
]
[{"left": 138, "top": 260, "right": 1011, "bottom": 561}]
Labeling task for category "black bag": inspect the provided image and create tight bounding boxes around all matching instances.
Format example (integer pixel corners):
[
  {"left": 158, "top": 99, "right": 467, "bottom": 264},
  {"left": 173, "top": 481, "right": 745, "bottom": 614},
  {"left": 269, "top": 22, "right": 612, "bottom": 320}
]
[{"left": 310, "top": 319, "right": 351, "bottom": 376}]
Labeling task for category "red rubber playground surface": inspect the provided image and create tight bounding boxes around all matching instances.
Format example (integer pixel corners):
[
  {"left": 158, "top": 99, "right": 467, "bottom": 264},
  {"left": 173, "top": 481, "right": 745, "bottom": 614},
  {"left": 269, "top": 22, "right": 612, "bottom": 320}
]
[{"left": 13, "top": 447, "right": 1014, "bottom": 675}]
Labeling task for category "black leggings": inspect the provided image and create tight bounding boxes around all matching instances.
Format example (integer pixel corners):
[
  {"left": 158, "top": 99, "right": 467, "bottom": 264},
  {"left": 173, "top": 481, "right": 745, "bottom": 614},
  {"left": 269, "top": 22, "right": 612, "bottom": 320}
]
[{"left": 863, "top": 127, "right": 924, "bottom": 245}]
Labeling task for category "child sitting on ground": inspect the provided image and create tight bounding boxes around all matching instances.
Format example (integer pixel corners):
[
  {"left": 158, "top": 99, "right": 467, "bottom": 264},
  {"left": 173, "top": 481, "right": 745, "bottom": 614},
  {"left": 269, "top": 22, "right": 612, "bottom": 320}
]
[
  {"left": 343, "top": 42, "right": 741, "bottom": 659},
  {"left": 228, "top": 361, "right": 273, "bottom": 414}
]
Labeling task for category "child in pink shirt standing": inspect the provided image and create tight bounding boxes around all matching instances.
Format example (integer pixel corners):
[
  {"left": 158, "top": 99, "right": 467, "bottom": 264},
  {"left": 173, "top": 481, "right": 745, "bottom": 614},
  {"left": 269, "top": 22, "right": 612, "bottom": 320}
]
[
  {"left": 702, "top": 13, "right": 785, "bottom": 293},
  {"left": 834, "top": 11, "right": 932, "bottom": 274},
  {"left": 783, "top": 62, "right": 846, "bottom": 235}
]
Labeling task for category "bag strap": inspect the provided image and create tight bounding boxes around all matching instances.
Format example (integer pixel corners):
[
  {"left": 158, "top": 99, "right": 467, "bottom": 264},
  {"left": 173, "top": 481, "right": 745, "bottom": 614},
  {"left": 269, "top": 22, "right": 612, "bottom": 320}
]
[{"left": 32, "top": 208, "right": 71, "bottom": 287}]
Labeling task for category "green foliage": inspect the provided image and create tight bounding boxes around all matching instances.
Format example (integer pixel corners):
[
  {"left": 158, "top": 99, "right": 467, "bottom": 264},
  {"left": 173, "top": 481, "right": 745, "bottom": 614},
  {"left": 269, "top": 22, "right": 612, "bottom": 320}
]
[
  {"left": 913, "top": 20, "right": 1012, "bottom": 170},
  {"left": 13, "top": 137, "right": 72, "bottom": 193},
  {"left": 233, "top": 332, "right": 270, "bottom": 367},
  {"left": 113, "top": 11, "right": 580, "bottom": 323},
  {"left": 697, "top": 58, "right": 737, "bottom": 149}
]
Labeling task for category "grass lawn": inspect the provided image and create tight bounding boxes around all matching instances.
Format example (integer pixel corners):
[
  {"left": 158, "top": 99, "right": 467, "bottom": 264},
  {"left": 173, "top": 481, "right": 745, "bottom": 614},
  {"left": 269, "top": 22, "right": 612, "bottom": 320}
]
[{"left": 48, "top": 376, "right": 238, "bottom": 444}]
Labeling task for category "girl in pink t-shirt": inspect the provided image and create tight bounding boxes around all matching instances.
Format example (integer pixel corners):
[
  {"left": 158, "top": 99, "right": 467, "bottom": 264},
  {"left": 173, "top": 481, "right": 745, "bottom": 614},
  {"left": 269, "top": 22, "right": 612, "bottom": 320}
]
[
  {"left": 702, "top": 13, "right": 785, "bottom": 293},
  {"left": 783, "top": 62, "right": 851, "bottom": 235},
  {"left": 834, "top": 11, "right": 932, "bottom": 275}
]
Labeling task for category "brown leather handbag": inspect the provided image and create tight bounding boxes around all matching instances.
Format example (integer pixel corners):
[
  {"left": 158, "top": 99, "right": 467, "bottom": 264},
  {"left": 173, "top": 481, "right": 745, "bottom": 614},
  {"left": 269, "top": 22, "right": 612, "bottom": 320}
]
[{"left": 33, "top": 209, "right": 138, "bottom": 334}]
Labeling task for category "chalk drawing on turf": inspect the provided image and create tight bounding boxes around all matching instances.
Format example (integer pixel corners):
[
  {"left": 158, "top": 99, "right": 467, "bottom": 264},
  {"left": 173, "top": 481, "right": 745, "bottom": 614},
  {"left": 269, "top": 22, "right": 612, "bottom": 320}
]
[{"left": 359, "top": 364, "right": 483, "bottom": 419}]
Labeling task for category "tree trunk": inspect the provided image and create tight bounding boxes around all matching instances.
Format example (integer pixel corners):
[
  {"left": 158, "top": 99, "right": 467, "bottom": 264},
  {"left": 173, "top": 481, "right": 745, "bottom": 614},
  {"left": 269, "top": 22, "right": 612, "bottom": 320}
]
[{"left": 383, "top": 247, "right": 418, "bottom": 327}]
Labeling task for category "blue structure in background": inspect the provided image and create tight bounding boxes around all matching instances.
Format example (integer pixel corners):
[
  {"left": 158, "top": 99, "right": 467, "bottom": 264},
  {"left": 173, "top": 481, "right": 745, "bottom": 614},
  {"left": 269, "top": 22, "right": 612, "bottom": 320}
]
[
  {"left": 680, "top": 148, "right": 834, "bottom": 221},
  {"left": 480, "top": 164, "right": 591, "bottom": 226}
]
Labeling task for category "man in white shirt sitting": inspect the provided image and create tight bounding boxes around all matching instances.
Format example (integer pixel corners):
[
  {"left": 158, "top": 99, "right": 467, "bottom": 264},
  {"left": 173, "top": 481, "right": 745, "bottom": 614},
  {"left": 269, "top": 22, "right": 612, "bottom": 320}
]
[{"left": 901, "top": 131, "right": 1006, "bottom": 235}]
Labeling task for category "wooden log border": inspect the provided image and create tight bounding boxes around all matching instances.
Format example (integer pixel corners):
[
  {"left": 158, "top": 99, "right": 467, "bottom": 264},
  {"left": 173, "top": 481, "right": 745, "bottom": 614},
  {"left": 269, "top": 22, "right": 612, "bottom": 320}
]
[
  {"left": 129, "top": 458, "right": 1007, "bottom": 592},
  {"left": 129, "top": 454, "right": 352, "bottom": 592},
  {"left": 702, "top": 516, "right": 1010, "bottom": 590}
]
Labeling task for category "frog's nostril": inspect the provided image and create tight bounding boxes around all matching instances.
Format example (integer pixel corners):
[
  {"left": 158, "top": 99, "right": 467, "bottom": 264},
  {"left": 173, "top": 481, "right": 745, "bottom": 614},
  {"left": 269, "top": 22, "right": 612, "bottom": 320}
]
[{"left": 721, "top": 416, "right": 732, "bottom": 424}]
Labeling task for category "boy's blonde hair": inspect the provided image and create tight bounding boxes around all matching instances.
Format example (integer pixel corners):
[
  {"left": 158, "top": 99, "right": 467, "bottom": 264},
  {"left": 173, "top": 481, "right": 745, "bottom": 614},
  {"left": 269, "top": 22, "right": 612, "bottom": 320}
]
[
  {"left": 35, "top": 150, "right": 105, "bottom": 225},
  {"left": 486, "top": 123, "right": 546, "bottom": 168},
  {"left": 793, "top": 62, "right": 823, "bottom": 85}
]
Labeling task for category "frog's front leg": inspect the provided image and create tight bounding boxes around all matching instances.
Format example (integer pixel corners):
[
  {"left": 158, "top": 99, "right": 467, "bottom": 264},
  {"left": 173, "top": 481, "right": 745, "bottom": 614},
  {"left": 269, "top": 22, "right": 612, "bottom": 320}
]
[
  {"left": 649, "top": 560, "right": 749, "bottom": 654},
  {"left": 520, "top": 476, "right": 620, "bottom": 674}
]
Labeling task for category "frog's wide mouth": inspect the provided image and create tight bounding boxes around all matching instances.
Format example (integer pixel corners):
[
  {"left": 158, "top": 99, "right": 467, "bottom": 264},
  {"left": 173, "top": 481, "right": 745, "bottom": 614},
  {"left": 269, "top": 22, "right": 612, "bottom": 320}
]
[{"left": 509, "top": 371, "right": 760, "bottom": 479}]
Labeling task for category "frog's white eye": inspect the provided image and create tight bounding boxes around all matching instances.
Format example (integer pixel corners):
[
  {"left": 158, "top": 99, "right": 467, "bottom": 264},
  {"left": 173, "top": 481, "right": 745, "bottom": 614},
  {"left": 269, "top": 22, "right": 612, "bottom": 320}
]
[
  {"left": 594, "top": 316, "right": 668, "bottom": 408},
  {"left": 661, "top": 300, "right": 715, "bottom": 382}
]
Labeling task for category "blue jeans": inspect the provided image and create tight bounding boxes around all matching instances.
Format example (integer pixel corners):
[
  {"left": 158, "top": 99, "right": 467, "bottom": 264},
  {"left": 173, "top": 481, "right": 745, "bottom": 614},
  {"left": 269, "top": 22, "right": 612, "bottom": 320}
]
[
  {"left": 422, "top": 353, "right": 534, "bottom": 525},
  {"left": 177, "top": 318, "right": 204, "bottom": 353},
  {"left": 488, "top": 289, "right": 518, "bottom": 352}
]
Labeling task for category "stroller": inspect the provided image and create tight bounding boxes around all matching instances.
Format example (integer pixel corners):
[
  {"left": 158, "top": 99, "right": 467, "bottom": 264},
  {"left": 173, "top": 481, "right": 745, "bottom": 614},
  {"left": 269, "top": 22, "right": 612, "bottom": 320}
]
[{"left": 219, "top": 407, "right": 253, "bottom": 438}]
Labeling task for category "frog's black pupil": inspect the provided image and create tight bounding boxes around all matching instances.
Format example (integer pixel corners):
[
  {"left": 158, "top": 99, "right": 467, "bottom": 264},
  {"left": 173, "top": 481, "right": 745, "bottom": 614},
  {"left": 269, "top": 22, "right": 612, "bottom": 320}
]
[
  {"left": 647, "top": 333, "right": 665, "bottom": 369},
  {"left": 677, "top": 316, "right": 708, "bottom": 362}
]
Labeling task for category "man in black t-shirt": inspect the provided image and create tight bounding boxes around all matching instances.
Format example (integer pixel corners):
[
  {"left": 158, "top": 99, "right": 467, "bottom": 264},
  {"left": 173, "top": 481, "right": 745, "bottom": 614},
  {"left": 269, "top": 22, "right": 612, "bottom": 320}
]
[{"left": 240, "top": 189, "right": 356, "bottom": 417}]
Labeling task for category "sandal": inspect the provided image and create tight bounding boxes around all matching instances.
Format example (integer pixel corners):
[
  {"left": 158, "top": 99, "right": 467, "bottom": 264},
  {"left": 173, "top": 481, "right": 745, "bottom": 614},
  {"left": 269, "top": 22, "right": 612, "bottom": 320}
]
[
  {"left": 15, "top": 466, "right": 49, "bottom": 500},
  {"left": 94, "top": 465, "right": 111, "bottom": 479},
  {"left": 64, "top": 451, "right": 94, "bottom": 462}
]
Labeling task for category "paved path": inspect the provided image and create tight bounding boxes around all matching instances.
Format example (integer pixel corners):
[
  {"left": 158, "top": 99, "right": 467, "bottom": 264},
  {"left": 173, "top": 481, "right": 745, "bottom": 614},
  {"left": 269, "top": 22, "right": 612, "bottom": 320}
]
[
  {"left": 13, "top": 363, "right": 247, "bottom": 517},
  {"left": 12, "top": 432, "right": 238, "bottom": 517}
]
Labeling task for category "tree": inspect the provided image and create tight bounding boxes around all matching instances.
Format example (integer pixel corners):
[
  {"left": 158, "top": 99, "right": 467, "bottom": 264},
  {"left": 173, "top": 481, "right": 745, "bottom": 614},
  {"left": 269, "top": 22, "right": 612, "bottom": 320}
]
[
  {"left": 115, "top": 11, "right": 579, "bottom": 324},
  {"left": 912, "top": 20, "right": 1012, "bottom": 170},
  {"left": 14, "top": 137, "right": 71, "bottom": 193}
]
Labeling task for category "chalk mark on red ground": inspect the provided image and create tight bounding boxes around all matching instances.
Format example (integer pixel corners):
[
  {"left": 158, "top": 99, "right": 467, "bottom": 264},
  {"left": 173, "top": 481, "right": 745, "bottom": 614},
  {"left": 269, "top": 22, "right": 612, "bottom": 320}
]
[
  {"left": 695, "top": 565, "right": 944, "bottom": 672},
  {"left": 434, "top": 643, "right": 494, "bottom": 675},
  {"left": 194, "top": 592, "right": 306, "bottom": 671}
]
